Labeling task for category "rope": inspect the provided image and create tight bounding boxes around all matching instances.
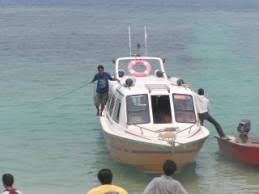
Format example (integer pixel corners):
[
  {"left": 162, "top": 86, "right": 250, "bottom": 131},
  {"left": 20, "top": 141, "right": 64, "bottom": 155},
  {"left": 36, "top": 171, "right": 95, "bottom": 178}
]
[
  {"left": 33, "top": 82, "right": 90, "bottom": 107},
  {"left": 0, "top": 82, "right": 91, "bottom": 109}
]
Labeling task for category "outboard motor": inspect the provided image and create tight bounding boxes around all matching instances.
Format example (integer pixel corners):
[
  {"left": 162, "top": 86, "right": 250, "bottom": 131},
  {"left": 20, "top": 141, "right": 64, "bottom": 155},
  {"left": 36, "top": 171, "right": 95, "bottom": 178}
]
[{"left": 237, "top": 119, "right": 251, "bottom": 136}]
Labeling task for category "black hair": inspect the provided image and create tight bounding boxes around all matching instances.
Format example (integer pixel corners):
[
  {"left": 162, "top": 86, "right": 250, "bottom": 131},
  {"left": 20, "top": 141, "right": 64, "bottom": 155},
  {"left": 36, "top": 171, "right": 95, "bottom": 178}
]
[
  {"left": 2, "top": 174, "right": 14, "bottom": 187},
  {"left": 97, "top": 65, "right": 104, "bottom": 70},
  {"left": 163, "top": 160, "right": 177, "bottom": 176},
  {"left": 198, "top": 88, "right": 204, "bottom": 95},
  {"left": 97, "top": 169, "right": 113, "bottom": 184}
]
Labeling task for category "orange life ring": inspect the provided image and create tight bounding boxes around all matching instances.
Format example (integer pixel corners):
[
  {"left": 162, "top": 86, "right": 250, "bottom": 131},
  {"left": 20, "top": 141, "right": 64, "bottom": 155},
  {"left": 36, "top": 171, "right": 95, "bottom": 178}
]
[{"left": 128, "top": 60, "right": 152, "bottom": 77}]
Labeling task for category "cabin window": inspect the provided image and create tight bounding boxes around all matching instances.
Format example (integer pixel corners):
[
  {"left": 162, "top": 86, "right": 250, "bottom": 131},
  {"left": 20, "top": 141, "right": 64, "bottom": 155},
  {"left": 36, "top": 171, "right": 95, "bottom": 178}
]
[
  {"left": 126, "top": 94, "right": 150, "bottom": 124},
  {"left": 109, "top": 95, "right": 116, "bottom": 116},
  {"left": 173, "top": 94, "right": 196, "bottom": 123},
  {"left": 113, "top": 98, "right": 121, "bottom": 123},
  {"left": 151, "top": 95, "right": 172, "bottom": 123},
  {"left": 106, "top": 94, "right": 112, "bottom": 110}
]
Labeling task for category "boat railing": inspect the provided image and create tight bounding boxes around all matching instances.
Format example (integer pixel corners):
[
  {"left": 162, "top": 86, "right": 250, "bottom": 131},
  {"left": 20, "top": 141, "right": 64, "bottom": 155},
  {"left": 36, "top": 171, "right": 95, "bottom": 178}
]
[
  {"left": 134, "top": 124, "right": 178, "bottom": 135},
  {"left": 176, "top": 123, "right": 200, "bottom": 135},
  {"left": 130, "top": 124, "right": 200, "bottom": 146},
  {"left": 134, "top": 123, "right": 198, "bottom": 135}
]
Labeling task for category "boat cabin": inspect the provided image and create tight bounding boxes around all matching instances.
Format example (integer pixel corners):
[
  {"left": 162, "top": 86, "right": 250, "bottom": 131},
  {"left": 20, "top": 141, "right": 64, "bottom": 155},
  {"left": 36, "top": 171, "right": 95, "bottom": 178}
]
[{"left": 105, "top": 57, "right": 197, "bottom": 129}]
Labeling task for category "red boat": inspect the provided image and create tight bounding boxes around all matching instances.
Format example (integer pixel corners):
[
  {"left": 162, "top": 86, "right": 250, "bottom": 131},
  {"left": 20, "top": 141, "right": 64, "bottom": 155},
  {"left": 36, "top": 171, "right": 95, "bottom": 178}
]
[{"left": 216, "top": 119, "right": 259, "bottom": 166}]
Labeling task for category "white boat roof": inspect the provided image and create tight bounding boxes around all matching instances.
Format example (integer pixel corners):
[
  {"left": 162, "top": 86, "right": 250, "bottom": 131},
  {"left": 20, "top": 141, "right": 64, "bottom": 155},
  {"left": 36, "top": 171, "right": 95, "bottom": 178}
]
[
  {"left": 112, "top": 56, "right": 193, "bottom": 96},
  {"left": 112, "top": 76, "right": 193, "bottom": 96}
]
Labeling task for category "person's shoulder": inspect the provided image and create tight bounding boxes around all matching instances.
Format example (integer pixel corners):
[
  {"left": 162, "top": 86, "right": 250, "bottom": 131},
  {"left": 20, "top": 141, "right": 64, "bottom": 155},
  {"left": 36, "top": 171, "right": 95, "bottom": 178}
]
[
  {"left": 172, "top": 179, "right": 183, "bottom": 185},
  {"left": 148, "top": 176, "right": 161, "bottom": 185},
  {"left": 110, "top": 185, "right": 128, "bottom": 194},
  {"left": 104, "top": 72, "right": 111, "bottom": 76},
  {"left": 87, "top": 185, "right": 102, "bottom": 194},
  {"left": 1, "top": 191, "right": 22, "bottom": 194},
  {"left": 172, "top": 179, "right": 187, "bottom": 191}
]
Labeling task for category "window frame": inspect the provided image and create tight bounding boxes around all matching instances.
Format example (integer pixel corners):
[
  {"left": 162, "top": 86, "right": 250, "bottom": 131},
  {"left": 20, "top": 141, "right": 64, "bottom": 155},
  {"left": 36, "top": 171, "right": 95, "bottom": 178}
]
[
  {"left": 173, "top": 94, "right": 196, "bottom": 123},
  {"left": 112, "top": 98, "right": 122, "bottom": 123},
  {"left": 126, "top": 94, "right": 150, "bottom": 125},
  {"left": 108, "top": 95, "right": 116, "bottom": 116}
]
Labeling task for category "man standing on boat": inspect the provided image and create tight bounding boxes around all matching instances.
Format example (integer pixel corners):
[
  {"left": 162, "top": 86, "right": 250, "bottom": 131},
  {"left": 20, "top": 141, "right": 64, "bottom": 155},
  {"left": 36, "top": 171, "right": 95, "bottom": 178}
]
[
  {"left": 195, "top": 88, "right": 227, "bottom": 138},
  {"left": 91, "top": 65, "right": 119, "bottom": 116}
]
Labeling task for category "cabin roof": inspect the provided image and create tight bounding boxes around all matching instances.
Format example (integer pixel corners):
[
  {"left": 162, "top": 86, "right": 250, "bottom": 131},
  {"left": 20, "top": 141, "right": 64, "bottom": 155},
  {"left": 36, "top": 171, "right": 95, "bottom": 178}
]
[{"left": 110, "top": 76, "right": 193, "bottom": 96}]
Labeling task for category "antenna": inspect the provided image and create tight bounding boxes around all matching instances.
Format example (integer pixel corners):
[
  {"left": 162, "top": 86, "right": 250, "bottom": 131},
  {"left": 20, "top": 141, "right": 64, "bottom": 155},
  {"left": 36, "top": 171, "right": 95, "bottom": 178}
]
[
  {"left": 144, "top": 25, "right": 148, "bottom": 56},
  {"left": 137, "top": 43, "right": 141, "bottom": 56},
  {"left": 128, "top": 25, "right": 132, "bottom": 56}
]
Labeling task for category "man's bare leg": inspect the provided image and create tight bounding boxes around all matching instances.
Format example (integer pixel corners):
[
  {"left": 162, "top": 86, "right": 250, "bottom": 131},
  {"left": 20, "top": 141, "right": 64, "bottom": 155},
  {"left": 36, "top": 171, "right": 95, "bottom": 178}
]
[
  {"left": 100, "top": 104, "right": 105, "bottom": 116},
  {"left": 96, "top": 106, "right": 99, "bottom": 116}
]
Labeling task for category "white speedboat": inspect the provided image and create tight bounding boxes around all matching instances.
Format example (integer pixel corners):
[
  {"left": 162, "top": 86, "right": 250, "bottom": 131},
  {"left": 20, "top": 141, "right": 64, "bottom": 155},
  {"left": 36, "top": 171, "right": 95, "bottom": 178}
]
[{"left": 99, "top": 56, "right": 210, "bottom": 172}]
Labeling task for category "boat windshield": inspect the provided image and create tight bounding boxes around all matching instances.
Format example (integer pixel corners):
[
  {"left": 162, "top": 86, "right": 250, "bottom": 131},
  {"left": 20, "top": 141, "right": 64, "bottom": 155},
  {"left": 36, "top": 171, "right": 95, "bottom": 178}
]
[
  {"left": 117, "top": 58, "right": 164, "bottom": 77},
  {"left": 173, "top": 94, "right": 196, "bottom": 123},
  {"left": 126, "top": 94, "right": 150, "bottom": 124}
]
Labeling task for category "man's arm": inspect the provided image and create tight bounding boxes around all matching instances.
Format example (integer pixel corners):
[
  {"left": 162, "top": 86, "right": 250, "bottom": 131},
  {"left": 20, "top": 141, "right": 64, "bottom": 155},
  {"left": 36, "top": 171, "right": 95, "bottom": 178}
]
[
  {"left": 112, "top": 77, "right": 120, "bottom": 82},
  {"left": 90, "top": 74, "right": 97, "bottom": 83},
  {"left": 143, "top": 179, "right": 156, "bottom": 194},
  {"left": 107, "top": 73, "right": 120, "bottom": 83},
  {"left": 175, "top": 182, "right": 188, "bottom": 194}
]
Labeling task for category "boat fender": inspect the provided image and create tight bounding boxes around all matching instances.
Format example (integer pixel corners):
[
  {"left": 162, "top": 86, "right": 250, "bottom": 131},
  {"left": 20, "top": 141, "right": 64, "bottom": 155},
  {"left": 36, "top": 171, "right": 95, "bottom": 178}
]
[
  {"left": 169, "top": 77, "right": 185, "bottom": 86},
  {"left": 125, "top": 78, "right": 134, "bottom": 87},
  {"left": 128, "top": 60, "right": 152, "bottom": 77},
  {"left": 118, "top": 69, "right": 125, "bottom": 78},
  {"left": 154, "top": 69, "right": 164, "bottom": 78}
]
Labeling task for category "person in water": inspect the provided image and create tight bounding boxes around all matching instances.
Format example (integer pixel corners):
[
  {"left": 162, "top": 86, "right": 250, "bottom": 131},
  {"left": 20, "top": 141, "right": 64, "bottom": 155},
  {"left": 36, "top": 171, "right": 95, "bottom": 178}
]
[
  {"left": 91, "top": 65, "right": 119, "bottom": 116},
  {"left": 195, "top": 88, "right": 227, "bottom": 138},
  {"left": 143, "top": 160, "right": 188, "bottom": 194},
  {"left": 1, "top": 174, "right": 22, "bottom": 194},
  {"left": 87, "top": 168, "right": 128, "bottom": 194}
]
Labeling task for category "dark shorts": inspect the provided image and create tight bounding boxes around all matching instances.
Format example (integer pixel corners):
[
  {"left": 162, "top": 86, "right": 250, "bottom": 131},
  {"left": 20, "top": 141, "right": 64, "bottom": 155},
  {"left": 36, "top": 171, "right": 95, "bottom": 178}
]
[{"left": 95, "top": 92, "right": 108, "bottom": 107}]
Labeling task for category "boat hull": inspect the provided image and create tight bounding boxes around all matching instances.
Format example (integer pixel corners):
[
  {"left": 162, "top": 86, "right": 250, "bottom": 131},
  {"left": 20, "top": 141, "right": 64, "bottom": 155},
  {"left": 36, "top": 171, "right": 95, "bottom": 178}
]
[
  {"left": 103, "top": 130, "right": 207, "bottom": 172},
  {"left": 216, "top": 136, "right": 259, "bottom": 165}
]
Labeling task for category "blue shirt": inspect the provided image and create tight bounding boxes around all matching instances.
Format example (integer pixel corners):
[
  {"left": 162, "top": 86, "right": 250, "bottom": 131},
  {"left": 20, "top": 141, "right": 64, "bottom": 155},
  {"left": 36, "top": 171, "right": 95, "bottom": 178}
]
[{"left": 92, "top": 72, "right": 113, "bottom": 93}]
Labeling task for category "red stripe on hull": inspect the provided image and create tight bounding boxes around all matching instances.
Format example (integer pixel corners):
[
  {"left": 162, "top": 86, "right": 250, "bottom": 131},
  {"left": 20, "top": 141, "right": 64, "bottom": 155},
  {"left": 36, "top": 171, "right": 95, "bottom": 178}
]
[{"left": 216, "top": 137, "right": 259, "bottom": 165}]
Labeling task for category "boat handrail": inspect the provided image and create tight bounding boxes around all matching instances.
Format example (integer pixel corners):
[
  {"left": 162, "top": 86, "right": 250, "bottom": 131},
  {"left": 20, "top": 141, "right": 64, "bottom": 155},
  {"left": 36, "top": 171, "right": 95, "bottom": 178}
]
[
  {"left": 133, "top": 123, "right": 198, "bottom": 135},
  {"left": 134, "top": 124, "right": 178, "bottom": 135},
  {"left": 132, "top": 124, "right": 190, "bottom": 146},
  {"left": 176, "top": 123, "right": 199, "bottom": 134}
]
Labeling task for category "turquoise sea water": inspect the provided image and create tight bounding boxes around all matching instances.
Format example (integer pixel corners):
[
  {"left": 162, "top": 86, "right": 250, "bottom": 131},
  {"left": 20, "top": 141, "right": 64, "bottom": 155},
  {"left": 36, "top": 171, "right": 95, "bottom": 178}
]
[{"left": 1, "top": 1, "right": 259, "bottom": 194}]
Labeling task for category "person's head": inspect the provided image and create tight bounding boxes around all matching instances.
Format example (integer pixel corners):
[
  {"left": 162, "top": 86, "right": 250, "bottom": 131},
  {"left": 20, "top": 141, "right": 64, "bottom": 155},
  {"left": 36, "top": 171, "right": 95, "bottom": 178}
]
[
  {"left": 97, "top": 169, "right": 113, "bottom": 185},
  {"left": 2, "top": 174, "right": 14, "bottom": 187},
  {"left": 163, "top": 160, "right": 177, "bottom": 176},
  {"left": 197, "top": 88, "right": 204, "bottom": 95},
  {"left": 97, "top": 65, "right": 104, "bottom": 75}
]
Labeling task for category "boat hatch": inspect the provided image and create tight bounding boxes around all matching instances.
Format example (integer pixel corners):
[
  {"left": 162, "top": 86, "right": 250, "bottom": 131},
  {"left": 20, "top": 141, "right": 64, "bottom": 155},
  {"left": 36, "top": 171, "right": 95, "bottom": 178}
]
[
  {"left": 145, "top": 84, "right": 170, "bottom": 93},
  {"left": 151, "top": 95, "right": 172, "bottom": 123}
]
